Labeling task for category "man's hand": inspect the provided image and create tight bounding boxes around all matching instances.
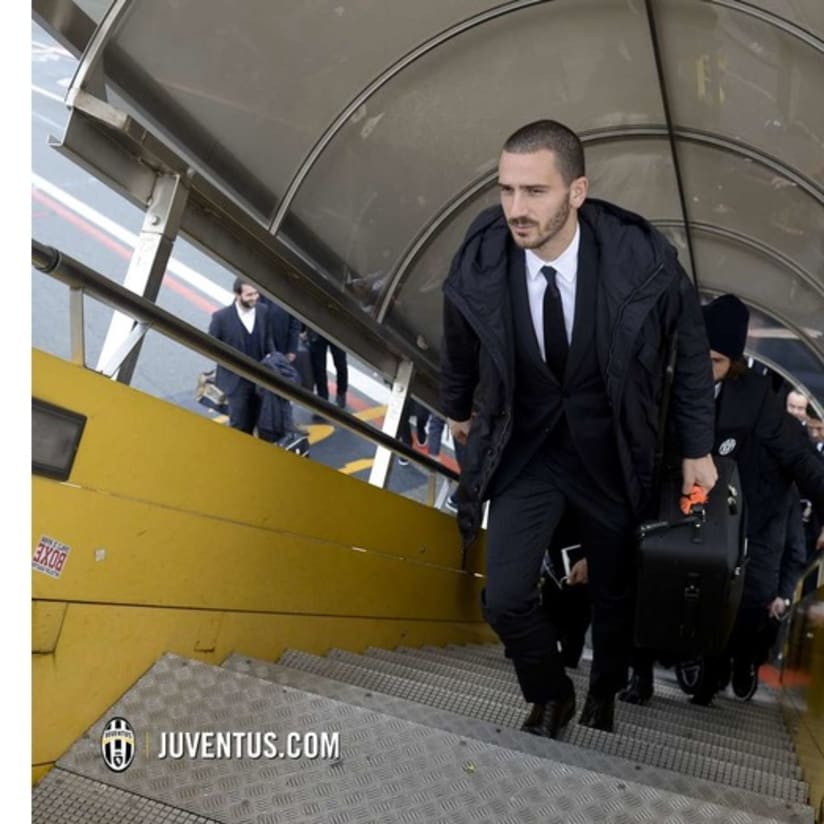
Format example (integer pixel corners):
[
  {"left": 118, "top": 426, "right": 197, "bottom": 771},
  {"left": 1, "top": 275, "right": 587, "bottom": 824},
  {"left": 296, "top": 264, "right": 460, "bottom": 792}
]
[
  {"left": 768, "top": 597, "right": 788, "bottom": 620},
  {"left": 567, "top": 558, "right": 588, "bottom": 586},
  {"left": 287, "top": 352, "right": 297, "bottom": 363},
  {"left": 681, "top": 455, "right": 718, "bottom": 495},
  {"left": 817, "top": 526, "right": 824, "bottom": 551},
  {"left": 448, "top": 417, "right": 472, "bottom": 446}
]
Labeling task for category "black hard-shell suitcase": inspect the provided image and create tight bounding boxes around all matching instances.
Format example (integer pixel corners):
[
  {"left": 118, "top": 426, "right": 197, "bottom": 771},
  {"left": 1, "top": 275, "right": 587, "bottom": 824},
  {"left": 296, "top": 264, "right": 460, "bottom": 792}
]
[{"left": 634, "top": 456, "right": 747, "bottom": 657}]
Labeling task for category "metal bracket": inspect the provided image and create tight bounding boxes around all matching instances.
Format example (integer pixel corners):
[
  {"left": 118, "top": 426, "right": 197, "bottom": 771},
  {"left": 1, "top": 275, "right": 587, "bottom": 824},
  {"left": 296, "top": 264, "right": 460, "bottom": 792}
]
[
  {"left": 94, "top": 172, "right": 189, "bottom": 384},
  {"left": 68, "top": 286, "right": 85, "bottom": 367},
  {"left": 98, "top": 321, "right": 150, "bottom": 378},
  {"left": 368, "top": 359, "right": 414, "bottom": 489}
]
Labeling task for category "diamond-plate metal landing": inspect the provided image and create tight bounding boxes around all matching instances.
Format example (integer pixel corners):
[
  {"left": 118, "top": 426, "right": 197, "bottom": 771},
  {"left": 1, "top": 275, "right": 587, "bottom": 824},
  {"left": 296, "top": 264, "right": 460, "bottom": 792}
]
[
  {"left": 33, "top": 769, "right": 219, "bottom": 824},
  {"left": 275, "top": 649, "right": 809, "bottom": 804},
  {"left": 224, "top": 654, "right": 813, "bottom": 824},
  {"left": 42, "top": 655, "right": 807, "bottom": 824}
]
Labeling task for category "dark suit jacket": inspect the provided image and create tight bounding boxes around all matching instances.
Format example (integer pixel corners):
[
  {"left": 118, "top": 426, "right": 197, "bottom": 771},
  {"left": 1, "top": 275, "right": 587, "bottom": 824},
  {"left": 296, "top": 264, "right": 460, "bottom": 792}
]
[
  {"left": 208, "top": 303, "right": 275, "bottom": 396},
  {"left": 257, "top": 296, "right": 301, "bottom": 357}
]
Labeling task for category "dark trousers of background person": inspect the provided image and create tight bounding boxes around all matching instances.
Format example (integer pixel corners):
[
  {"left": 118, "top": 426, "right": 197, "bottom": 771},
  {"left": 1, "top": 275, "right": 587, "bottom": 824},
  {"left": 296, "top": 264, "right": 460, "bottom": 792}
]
[
  {"left": 428, "top": 415, "right": 446, "bottom": 458},
  {"left": 399, "top": 400, "right": 430, "bottom": 447},
  {"left": 228, "top": 381, "right": 261, "bottom": 434},
  {"left": 729, "top": 606, "right": 780, "bottom": 670},
  {"left": 309, "top": 335, "right": 348, "bottom": 401},
  {"left": 689, "top": 604, "right": 779, "bottom": 701},
  {"left": 483, "top": 447, "right": 635, "bottom": 703}
]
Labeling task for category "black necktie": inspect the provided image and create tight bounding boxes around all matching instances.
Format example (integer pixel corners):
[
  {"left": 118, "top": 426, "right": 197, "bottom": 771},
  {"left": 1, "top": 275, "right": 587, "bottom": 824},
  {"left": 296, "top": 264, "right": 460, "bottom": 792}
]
[{"left": 542, "top": 265, "right": 568, "bottom": 381}]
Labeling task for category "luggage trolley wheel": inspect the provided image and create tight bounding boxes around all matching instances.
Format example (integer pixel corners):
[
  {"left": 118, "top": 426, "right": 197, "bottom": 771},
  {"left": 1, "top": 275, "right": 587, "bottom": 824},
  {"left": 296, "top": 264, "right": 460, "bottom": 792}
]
[{"left": 675, "top": 658, "right": 704, "bottom": 695}]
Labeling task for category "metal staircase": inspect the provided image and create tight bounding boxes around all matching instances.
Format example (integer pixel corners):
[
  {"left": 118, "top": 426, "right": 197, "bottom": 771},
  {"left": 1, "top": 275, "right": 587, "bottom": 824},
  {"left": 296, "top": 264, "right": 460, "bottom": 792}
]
[{"left": 33, "top": 646, "right": 815, "bottom": 823}]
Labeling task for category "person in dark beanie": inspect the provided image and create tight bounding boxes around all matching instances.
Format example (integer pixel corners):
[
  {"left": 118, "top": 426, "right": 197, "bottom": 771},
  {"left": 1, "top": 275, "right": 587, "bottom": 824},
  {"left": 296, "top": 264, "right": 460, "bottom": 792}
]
[
  {"left": 620, "top": 293, "right": 824, "bottom": 706},
  {"left": 702, "top": 293, "right": 750, "bottom": 366}
]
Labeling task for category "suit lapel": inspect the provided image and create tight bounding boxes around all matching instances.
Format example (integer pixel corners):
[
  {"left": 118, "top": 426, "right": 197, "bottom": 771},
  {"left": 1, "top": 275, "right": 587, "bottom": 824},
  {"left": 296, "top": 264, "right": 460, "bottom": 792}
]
[
  {"left": 566, "top": 221, "right": 599, "bottom": 378},
  {"left": 227, "top": 304, "right": 246, "bottom": 339}
]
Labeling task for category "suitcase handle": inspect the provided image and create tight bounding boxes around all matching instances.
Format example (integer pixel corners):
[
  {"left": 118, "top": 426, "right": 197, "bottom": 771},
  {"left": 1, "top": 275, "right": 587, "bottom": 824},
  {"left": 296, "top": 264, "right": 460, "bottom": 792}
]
[{"left": 638, "top": 508, "right": 706, "bottom": 540}]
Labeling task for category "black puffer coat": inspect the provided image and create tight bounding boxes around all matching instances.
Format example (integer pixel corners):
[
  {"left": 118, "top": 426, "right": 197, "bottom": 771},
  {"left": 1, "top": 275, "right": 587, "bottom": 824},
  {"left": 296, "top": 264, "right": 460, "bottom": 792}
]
[
  {"left": 441, "top": 199, "right": 715, "bottom": 545},
  {"left": 714, "top": 370, "right": 824, "bottom": 606}
]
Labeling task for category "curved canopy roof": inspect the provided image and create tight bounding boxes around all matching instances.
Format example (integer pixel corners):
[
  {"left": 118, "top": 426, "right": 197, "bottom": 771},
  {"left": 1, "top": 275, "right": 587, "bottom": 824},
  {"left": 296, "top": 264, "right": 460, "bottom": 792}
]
[{"left": 33, "top": 0, "right": 824, "bottom": 406}]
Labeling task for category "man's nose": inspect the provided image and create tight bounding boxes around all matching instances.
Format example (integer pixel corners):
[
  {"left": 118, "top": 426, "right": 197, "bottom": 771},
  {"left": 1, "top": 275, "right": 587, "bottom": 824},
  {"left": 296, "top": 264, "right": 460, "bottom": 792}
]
[{"left": 509, "top": 191, "right": 528, "bottom": 218}]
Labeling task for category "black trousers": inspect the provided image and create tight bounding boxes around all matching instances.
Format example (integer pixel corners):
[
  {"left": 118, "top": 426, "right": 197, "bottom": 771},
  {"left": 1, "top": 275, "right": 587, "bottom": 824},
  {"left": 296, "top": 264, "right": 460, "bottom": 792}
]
[
  {"left": 484, "top": 446, "right": 635, "bottom": 703},
  {"left": 309, "top": 337, "right": 348, "bottom": 400},
  {"left": 399, "top": 400, "right": 430, "bottom": 447},
  {"left": 227, "top": 381, "right": 260, "bottom": 434}
]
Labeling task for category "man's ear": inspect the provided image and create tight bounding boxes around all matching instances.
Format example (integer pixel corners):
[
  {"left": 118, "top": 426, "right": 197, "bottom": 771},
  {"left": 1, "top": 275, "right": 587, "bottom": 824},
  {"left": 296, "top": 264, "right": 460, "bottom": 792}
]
[{"left": 570, "top": 176, "right": 589, "bottom": 208}]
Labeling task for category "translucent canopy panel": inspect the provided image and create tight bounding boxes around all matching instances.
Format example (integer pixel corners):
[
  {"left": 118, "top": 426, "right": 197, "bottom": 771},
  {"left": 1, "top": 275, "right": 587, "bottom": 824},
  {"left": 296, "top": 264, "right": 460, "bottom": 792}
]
[
  {"left": 656, "top": 0, "right": 824, "bottom": 186},
  {"left": 101, "top": 0, "right": 498, "bottom": 218},
  {"left": 691, "top": 230, "right": 824, "bottom": 364},
  {"left": 740, "top": 305, "right": 824, "bottom": 406},
  {"left": 745, "top": 1, "right": 824, "bottom": 44},
  {"left": 74, "top": 0, "right": 115, "bottom": 24},
  {"left": 287, "top": 0, "right": 666, "bottom": 314},
  {"left": 677, "top": 140, "right": 824, "bottom": 282}
]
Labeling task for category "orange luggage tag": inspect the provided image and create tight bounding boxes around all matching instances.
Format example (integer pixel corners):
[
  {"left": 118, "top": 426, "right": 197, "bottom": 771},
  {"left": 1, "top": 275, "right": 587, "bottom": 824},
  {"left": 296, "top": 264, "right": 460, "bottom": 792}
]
[{"left": 679, "top": 484, "right": 708, "bottom": 516}]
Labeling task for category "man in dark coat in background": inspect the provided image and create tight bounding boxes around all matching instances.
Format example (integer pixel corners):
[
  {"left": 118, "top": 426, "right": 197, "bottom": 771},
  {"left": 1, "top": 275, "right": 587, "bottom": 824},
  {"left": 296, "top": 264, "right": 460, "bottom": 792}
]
[
  {"left": 697, "top": 296, "right": 824, "bottom": 702},
  {"left": 208, "top": 278, "right": 276, "bottom": 433},
  {"left": 621, "top": 295, "right": 824, "bottom": 705},
  {"left": 441, "top": 120, "right": 717, "bottom": 737}
]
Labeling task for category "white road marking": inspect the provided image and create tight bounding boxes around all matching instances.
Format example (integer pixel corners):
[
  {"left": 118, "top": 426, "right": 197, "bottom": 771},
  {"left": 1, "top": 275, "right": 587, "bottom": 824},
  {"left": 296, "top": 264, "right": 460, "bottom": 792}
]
[
  {"left": 30, "top": 172, "right": 391, "bottom": 404},
  {"left": 32, "top": 84, "right": 65, "bottom": 104},
  {"left": 31, "top": 172, "right": 233, "bottom": 305},
  {"left": 32, "top": 111, "right": 64, "bottom": 132}
]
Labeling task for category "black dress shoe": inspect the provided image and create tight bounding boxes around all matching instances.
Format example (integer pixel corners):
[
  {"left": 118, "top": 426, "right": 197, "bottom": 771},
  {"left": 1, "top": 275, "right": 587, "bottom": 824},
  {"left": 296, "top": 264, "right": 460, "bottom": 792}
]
[
  {"left": 617, "top": 672, "right": 653, "bottom": 706},
  {"left": 731, "top": 659, "right": 758, "bottom": 700},
  {"left": 578, "top": 692, "right": 615, "bottom": 732},
  {"left": 521, "top": 693, "right": 576, "bottom": 739}
]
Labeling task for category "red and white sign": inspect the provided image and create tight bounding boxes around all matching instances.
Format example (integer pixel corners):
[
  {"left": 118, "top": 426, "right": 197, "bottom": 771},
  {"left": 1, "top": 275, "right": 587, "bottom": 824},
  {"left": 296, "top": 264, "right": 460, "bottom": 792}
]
[{"left": 32, "top": 536, "right": 71, "bottom": 579}]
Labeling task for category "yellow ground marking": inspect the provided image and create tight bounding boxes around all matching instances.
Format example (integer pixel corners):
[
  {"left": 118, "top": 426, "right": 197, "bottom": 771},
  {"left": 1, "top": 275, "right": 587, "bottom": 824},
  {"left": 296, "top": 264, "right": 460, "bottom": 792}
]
[
  {"left": 340, "top": 458, "right": 374, "bottom": 475},
  {"left": 354, "top": 405, "right": 386, "bottom": 423}
]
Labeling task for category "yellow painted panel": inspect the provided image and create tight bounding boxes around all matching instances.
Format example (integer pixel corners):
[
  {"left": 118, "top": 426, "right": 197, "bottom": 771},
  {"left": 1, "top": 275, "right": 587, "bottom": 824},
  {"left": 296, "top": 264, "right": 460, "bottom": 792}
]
[
  {"left": 32, "top": 481, "right": 484, "bottom": 619},
  {"left": 32, "top": 764, "right": 52, "bottom": 784},
  {"left": 32, "top": 601, "right": 67, "bottom": 653},
  {"left": 32, "top": 602, "right": 493, "bottom": 767},
  {"left": 780, "top": 587, "right": 824, "bottom": 815},
  {"left": 32, "top": 350, "right": 484, "bottom": 573}
]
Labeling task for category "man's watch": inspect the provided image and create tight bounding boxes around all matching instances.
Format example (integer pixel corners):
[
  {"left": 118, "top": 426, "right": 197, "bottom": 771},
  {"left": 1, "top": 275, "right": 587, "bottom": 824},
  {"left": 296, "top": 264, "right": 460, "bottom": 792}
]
[{"left": 783, "top": 598, "right": 792, "bottom": 609}]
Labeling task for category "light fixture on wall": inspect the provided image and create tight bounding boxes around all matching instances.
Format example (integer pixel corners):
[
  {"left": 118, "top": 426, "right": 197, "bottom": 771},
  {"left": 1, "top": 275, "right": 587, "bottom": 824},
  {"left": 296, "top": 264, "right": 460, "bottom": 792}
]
[{"left": 32, "top": 398, "right": 87, "bottom": 481}]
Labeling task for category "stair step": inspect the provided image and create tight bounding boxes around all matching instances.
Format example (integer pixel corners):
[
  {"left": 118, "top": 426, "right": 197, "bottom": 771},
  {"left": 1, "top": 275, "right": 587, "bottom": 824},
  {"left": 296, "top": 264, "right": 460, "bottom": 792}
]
[
  {"left": 440, "top": 646, "right": 789, "bottom": 740},
  {"left": 349, "top": 648, "right": 799, "bottom": 778},
  {"left": 35, "top": 653, "right": 812, "bottom": 824},
  {"left": 393, "top": 646, "right": 794, "bottom": 751},
  {"left": 276, "top": 649, "right": 808, "bottom": 805},
  {"left": 224, "top": 654, "right": 813, "bottom": 824}
]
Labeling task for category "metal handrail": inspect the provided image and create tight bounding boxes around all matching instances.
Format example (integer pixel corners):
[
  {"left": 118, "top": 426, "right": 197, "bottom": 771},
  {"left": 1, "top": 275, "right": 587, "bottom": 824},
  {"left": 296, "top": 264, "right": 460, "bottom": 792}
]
[
  {"left": 793, "top": 553, "right": 824, "bottom": 604},
  {"left": 32, "top": 239, "right": 459, "bottom": 483}
]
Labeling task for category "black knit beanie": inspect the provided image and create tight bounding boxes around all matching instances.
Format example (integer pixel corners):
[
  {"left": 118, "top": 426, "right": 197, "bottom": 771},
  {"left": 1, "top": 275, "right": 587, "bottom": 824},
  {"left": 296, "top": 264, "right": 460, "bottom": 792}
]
[{"left": 702, "top": 294, "right": 749, "bottom": 359}]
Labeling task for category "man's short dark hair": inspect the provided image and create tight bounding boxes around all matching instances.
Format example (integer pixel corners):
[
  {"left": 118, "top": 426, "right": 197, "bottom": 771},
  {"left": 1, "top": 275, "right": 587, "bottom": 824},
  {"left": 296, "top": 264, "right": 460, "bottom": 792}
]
[
  {"left": 233, "top": 277, "right": 250, "bottom": 294},
  {"left": 502, "top": 120, "right": 585, "bottom": 185}
]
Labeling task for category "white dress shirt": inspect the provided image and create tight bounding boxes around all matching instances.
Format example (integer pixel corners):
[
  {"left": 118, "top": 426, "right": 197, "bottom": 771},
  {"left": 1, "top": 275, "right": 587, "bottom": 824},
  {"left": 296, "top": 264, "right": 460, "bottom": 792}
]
[
  {"left": 235, "top": 302, "right": 256, "bottom": 334},
  {"left": 524, "top": 222, "right": 580, "bottom": 361}
]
